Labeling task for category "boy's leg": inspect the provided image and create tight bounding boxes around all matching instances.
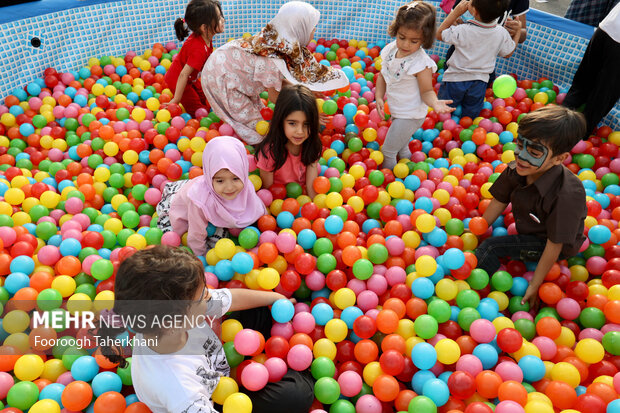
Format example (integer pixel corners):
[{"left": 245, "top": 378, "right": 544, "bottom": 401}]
[
  {"left": 475, "top": 234, "right": 546, "bottom": 275},
  {"left": 242, "top": 369, "right": 315, "bottom": 413},
  {"left": 227, "top": 306, "right": 272, "bottom": 339},
  {"left": 381, "top": 118, "right": 422, "bottom": 170},
  {"left": 460, "top": 81, "right": 487, "bottom": 119},
  {"left": 438, "top": 81, "right": 466, "bottom": 112}
]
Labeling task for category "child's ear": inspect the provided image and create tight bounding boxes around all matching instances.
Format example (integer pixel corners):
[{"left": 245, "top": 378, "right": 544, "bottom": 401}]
[{"left": 552, "top": 152, "right": 569, "bottom": 165}]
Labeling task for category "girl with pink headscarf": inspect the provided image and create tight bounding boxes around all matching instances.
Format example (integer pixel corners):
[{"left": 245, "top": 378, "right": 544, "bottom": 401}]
[{"left": 156, "top": 136, "right": 267, "bottom": 256}]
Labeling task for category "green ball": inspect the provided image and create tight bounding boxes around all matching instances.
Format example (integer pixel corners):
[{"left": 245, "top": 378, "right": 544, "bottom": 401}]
[
  {"left": 75, "top": 283, "right": 96, "bottom": 300},
  {"left": 91, "top": 258, "right": 114, "bottom": 281},
  {"left": 81, "top": 113, "right": 96, "bottom": 127},
  {"left": 602, "top": 331, "right": 620, "bottom": 356},
  {"left": 535, "top": 307, "right": 559, "bottom": 323},
  {"left": 65, "top": 118, "right": 79, "bottom": 131},
  {"left": 514, "top": 318, "right": 536, "bottom": 341},
  {"left": 366, "top": 202, "right": 382, "bottom": 219},
  {"left": 311, "top": 356, "right": 336, "bottom": 379},
  {"left": 317, "top": 253, "right": 337, "bottom": 274},
  {"left": 314, "top": 377, "right": 340, "bottom": 404},
  {"left": 121, "top": 210, "right": 140, "bottom": 229},
  {"left": 87, "top": 154, "right": 104, "bottom": 169},
  {"left": 37, "top": 288, "right": 62, "bottom": 311},
  {"left": 117, "top": 228, "right": 134, "bottom": 246},
  {"left": 457, "top": 307, "right": 480, "bottom": 331},
  {"left": 456, "top": 289, "right": 480, "bottom": 308},
  {"left": 137, "top": 203, "right": 155, "bottom": 216},
  {"left": 330, "top": 158, "right": 347, "bottom": 173},
  {"left": 577, "top": 154, "right": 595, "bottom": 169},
  {"left": 101, "top": 229, "right": 117, "bottom": 249},
  {"left": 601, "top": 173, "right": 620, "bottom": 188},
  {"left": 329, "top": 177, "right": 343, "bottom": 193},
  {"left": 445, "top": 218, "right": 464, "bottom": 236},
  {"left": 492, "top": 74, "right": 517, "bottom": 98},
  {"left": 414, "top": 314, "right": 438, "bottom": 339},
  {"left": 579, "top": 307, "right": 606, "bottom": 329},
  {"left": 109, "top": 173, "right": 125, "bottom": 188},
  {"left": 32, "top": 114, "right": 47, "bottom": 128},
  {"left": 0, "top": 215, "right": 14, "bottom": 227},
  {"left": 223, "top": 341, "right": 244, "bottom": 367},
  {"left": 428, "top": 299, "right": 451, "bottom": 323},
  {"left": 293, "top": 280, "right": 312, "bottom": 300},
  {"left": 286, "top": 182, "right": 303, "bottom": 198},
  {"left": 239, "top": 228, "right": 259, "bottom": 249},
  {"left": 325, "top": 51, "right": 338, "bottom": 61},
  {"left": 35, "top": 220, "right": 57, "bottom": 240},
  {"left": 62, "top": 346, "right": 89, "bottom": 369},
  {"left": 78, "top": 247, "right": 98, "bottom": 262},
  {"left": 313, "top": 237, "right": 334, "bottom": 256},
  {"left": 508, "top": 296, "right": 529, "bottom": 314},
  {"left": 583, "top": 243, "right": 606, "bottom": 259},
  {"left": 330, "top": 399, "right": 356, "bottom": 413},
  {"left": 368, "top": 170, "right": 385, "bottom": 186},
  {"left": 117, "top": 357, "right": 133, "bottom": 385},
  {"left": 116, "top": 107, "right": 130, "bottom": 120},
  {"left": 352, "top": 259, "right": 373, "bottom": 280},
  {"left": 132, "top": 184, "right": 148, "bottom": 201},
  {"left": 75, "top": 272, "right": 95, "bottom": 286},
  {"left": 322, "top": 100, "right": 338, "bottom": 115},
  {"left": 7, "top": 381, "right": 39, "bottom": 411},
  {"left": 367, "top": 243, "right": 388, "bottom": 264},
  {"left": 491, "top": 270, "right": 513, "bottom": 292},
  {"left": 330, "top": 206, "right": 349, "bottom": 222},
  {"left": 459, "top": 129, "right": 473, "bottom": 142},
  {"left": 145, "top": 228, "right": 163, "bottom": 245},
  {"left": 467, "top": 269, "right": 489, "bottom": 290},
  {"left": 348, "top": 137, "right": 363, "bottom": 152},
  {"left": 523, "top": 383, "right": 536, "bottom": 393},
  {"left": 408, "top": 395, "right": 437, "bottom": 413}
]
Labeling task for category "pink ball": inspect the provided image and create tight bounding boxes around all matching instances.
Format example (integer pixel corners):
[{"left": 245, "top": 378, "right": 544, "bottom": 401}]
[
  {"left": 513, "top": 88, "right": 527, "bottom": 101},
  {"left": 257, "top": 189, "right": 273, "bottom": 206},
  {"left": 0, "top": 372, "right": 14, "bottom": 399},
  {"left": 347, "top": 278, "right": 366, "bottom": 295},
  {"left": 511, "top": 311, "right": 534, "bottom": 322},
  {"left": 456, "top": 354, "right": 483, "bottom": 377},
  {"left": 324, "top": 167, "right": 340, "bottom": 178},
  {"left": 64, "top": 197, "right": 84, "bottom": 214},
  {"left": 161, "top": 231, "right": 181, "bottom": 246},
  {"left": 556, "top": 298, "right": 581, "bottom": 320},
  {"left": 48, "top": 148, "right": 64, "bottom": 162},
  {"left": 306, "top": 270, "right": 326, "bottom": 291},
  {"left": 271, "top": 322, "right": 294, "bottom": 340},
  {"left": 37, "top": 245, "right": 61, "bottom": 266},
  {"left": 259, "top": 230, "right": 277, "bottom": 245},
  {"left": 165, "top": 149, "right": 181, "bottom": 162},
  {"left": 470, "top": 319, "right": 496, "bottom": 343},
  {"left": 479, "top": 119, "right": 493, "bottom": 131},
  {"left": 355, "top": 394, "right": 382, "bottom": 413},
  {"left": 366, "top": 274, "right": 388, "bottom": 295},
  {"left": 332, "top": 114, "right": 347, "bottom": 128},
  {"left": 264, "top": 357, "right": 288, "bottom": 382},
  {"left": 532, "top": 336, "right": 557, "bottom": 360},
  {"left": 496, "top": 400, "right": 525, "bottom": 413},
  {"left": 195, "top": 108, "right": 209, "bottom": 119},
  {"left": 614, "top": 371, "right": 620, "bottom": 393},
  {"left": 357, "top": 290, "right": 379, "bottom": 312},
  {"left": 82, "top": 255, "right": 103, "bottom": 276},
  {"left": 292, "top": 312, "right": 316, "bottom": 334},
  {"left": 275, "top": 232, "right": 296, "bottom": 254},
  {"left": 234, "top": 329, "right": 261, "bottom": 355},
  {"left": 241, "top": 362, "right": 269, "bottom": 391},
  {"left": 56, "top": 371, "right": 75, "bottom": 385},
  {"left": 0, "top": 227, "right": 16, "bottom": 247},
  {"left": 338, "top": 370, "right": 363, "bottom": 397},
  {"left": 579, "top": 328, "right": 604, "bottom": 342},
  {"left": 144, "top": 188, "right": 162, "bottom": 205},
  {"left": 219, "top": 124, "right": 234, "bottom": 136},
  {"left": 205, "top": 272, "right": 218, "bottom": 288},
  {"left": 385, "top": 237, "right": 405, "bottom": 256},
  {"left": 287, "top": 344, "right": 313, "bottom": 371},
  {"left": 495, "top": 361, "right": 523, "bottom": 382},
  {"left": 586, "top": 256, "right": 607, "bottom": 275},
  {"left": 62, "top": 229, "right": 82, "bottom": 242}
]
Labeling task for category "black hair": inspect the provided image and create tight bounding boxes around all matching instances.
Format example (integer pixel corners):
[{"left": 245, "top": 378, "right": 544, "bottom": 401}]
[
  {"left": 98, "top": 245, "right": 204, "bottom": 367},
  {"left": 518, "top": 105, "right": 587, "bottom": 156},
  {"left": 174, "top": 0, "right": 223, "bottom": 42},
  {"left": 471, "top": 0, "right": 510, "bottom": 23},
  {"left": 388, "top": 1, "right": 437, "bottom": 50},
  {"left": 255, "top": 84, "right": 321, "bottom": 171}
]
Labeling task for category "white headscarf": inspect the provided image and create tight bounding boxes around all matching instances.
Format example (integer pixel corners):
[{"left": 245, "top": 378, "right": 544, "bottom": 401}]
[{"left": 270, "top": 1, "right": 320, "bottom": 46}]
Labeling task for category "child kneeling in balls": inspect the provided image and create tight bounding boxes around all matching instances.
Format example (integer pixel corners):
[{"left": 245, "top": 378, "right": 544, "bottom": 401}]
[
  {"left": 475, "top": 106, "right": 587, "bottom": 307},
  {"left": 98, "top": 245, "right": 314, "bottom": 413}
]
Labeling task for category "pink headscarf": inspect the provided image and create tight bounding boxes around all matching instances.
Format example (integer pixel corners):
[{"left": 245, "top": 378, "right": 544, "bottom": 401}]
[{"left": 187, "top": 136, "right": 267, "bottom": 228}]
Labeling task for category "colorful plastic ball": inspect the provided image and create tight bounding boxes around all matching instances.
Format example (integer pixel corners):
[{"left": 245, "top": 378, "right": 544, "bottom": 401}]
[
  {"left": 423, "top": 378, "right": 450, "bottom": 407},
  {"left": 91, "top": 371, "right": 123, "bottom": 396},
  {"left": 241, "top": 362, "right": 269, "bottom": 391},
  {"left": 338, "top": 370, "right": 363, "bottom": 397},
  {"left": 234, "top": 329, "right": 261, "bottom": 356},
  {"left": 414, "top": 314, "right": 439, "bottom": 339},
  {"left": 408, "top": 395, "right": 437, "bottom": 413},
  {"left": 574, "top": 338, "right": 605, "bottom": 364},
  {"left": 223, "top": 392, "right": 252, "bottom": 413},
  {"left": 7, "top": 380, "right": 40, "bottom": 411},
  {"left": 517, "top": 355, "right": 545, "bottom": 382},
  {"left": 287, "top": 344, "right": 313, "bottom": 371},
  {"left": 412, "top": 342, "right": 437, "bottom": 370},
  {"left": 493, "top": 75, "right": 517, "bottom": 98},
  {"left": 271, "top": 299, "right": 295, "bottom": 323}
]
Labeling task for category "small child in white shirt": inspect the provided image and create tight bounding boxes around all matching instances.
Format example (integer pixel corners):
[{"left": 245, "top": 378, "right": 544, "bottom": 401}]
[{"left": 376, "top": 1, "right": 455, "bottom": 170}]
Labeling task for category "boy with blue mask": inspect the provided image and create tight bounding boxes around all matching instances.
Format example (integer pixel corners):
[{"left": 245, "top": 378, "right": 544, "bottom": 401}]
[{"left": 475, "top": 106, "right": 587, "bottom": 308}]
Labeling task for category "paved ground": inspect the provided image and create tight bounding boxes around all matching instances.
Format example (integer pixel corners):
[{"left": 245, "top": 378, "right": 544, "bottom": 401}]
[{"left": 529, "top": 0, "right": 572, "bottom": 17}]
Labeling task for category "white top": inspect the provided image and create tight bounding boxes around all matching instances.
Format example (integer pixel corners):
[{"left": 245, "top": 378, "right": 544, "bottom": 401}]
[
  {"left": 380, "top": 41, "right": 437, "bottom": 119},
  {"left": 600, "top": 3, "right": 620, "bottom": 43},
  {"left": 441, "top": 20, "right": 516, "bottom": 83},
  {"left": 131, "top": 289, "right": 233, "bottom": 413}
]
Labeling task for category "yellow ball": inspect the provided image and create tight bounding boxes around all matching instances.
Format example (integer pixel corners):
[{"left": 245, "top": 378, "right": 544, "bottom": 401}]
[
  {"left": 91, "top": 83, "right": 104, "bottom": 96},
  {"left": 223, "top": 392, "right": 252, "bottom": 413},
  {"left": 493, "top": 317, "right": 514, "bottom": 332},
  {"left": 402, "top": 231, "right": 421, "bottom": 248},
  {"left": 347, "top": 195, "right": 365, "bottom": 213},
  {"left": 14, "top": 354, "right": 45, "bottom": 381},
  {"left": 488, "top": 291, "right": 509, "bottom": 311},
  {"left": 51, "top": 275, "right": 77, "bottom": 297},
  {"left": 435, "top": 278, "right": 458, "bottom": 301},
  {"left": 93, "top": 290, "right": 115, "bottom": 311},
  {"left": 387, "top": 181, "right": 405, "bottom": 198},
  {"left": 131, "top": 107, "right": 146, "bottom": 122},
  {"left": 324, "top": 319, "right": 348, "bottom": 343},
  {"left": 574, "top": 338, "right": 604, "bottom": 364},
  {"left": 569, "top": 265, "right": 589, "bottom": 282},
  {"left": 103, "top": 142, "right": 119, "bottom": 157},
  {"left": 433, "top": 208, "right": 452, "bottom": 226},
  {"left": 215, "top": 238, "right": 236, "bottom": 260},
  {"left": 104, "top": 218, "right": 123, "bottom": 234},
  {"left": 156, "top": 109, "right": 171, "bottom": 123},
  {"left": 433, "top": 189, "right": 450, "bottom": 205},
  {"left": 393, "top": 163, "right": 409, "bottom": 179},
  {"left": 249, "top": 174, "right": 262, "bottom": 191},
  {"left": 369, "top": 150, "right": 383, "bottom": 165},
  {"left": 12, "top": 211, "right": 31, "bottom": 227},
  {"left": 3, "top": 310, "right": 30, "bottom": 334},
  {"left": 40, "top": 358, "right": 67, "bottom": 382},
  {"left": 257, "top": 268, "right": 280, "bottom": 290},
  {"left": 525, "top": 401, "right": 553, "bottom": 413},
  {"left": 461, "top": 232, "right": 479, "bottom": 250},
  {"left": 349, "top": 164, "right": 365, "bottom": 179},
  {"left": 415, "top": 255, "right": 437, "bottom": 277},
  {"left": 222, "top": 319, "right": 243, "bottom": 343},
  {"left": 334, "top": 288, "right": 356, "bottom": 309},
  {"left": 123, "top": 150, "right": 139, "bottom": 165},
  {"left": 4, "top": 188, "right": 25, "bottom": 205},
  {"left": 146, "top": 97, "right": 160, "bottom": 111},
  {"left": 435, "top": 339, "right": 460, "bottom": 364},
  {"left": 213, "top": 377, "right": 239, "bottom": 405},
  {"left": 66, "top": 293, "right": 93, "bottom": 313},
  {"left": 126, "top": 234, "right": 147, "bottom": 250},
  {"left": 29, "top": 399, "right": 61, "bottom": 413},
  {"left": 362, "top": 361, "right": 384, "bottom": 386},
  {"left": 550, "top": 362, "right": 581, "bottom": 387},
  {"left": 416, "top": 213, "right": 436, "bottom": 233},
  {"left": 501, "top": 150, "right": 515, "bottom": 164},
  {"left": 363, "top": 128, "right": 377, "bottom": 142},
  {"left": 94, "top": 167, "right": 111, "bottom": 183},
  {"left": 313, "top": 338, "right": 337, "bottom": 359},
  {"left": 256, "top": 120, "right": 269, "bottom": 135},
  {"left": 325, "top": 192, "right": 343, "bottom": 209}
]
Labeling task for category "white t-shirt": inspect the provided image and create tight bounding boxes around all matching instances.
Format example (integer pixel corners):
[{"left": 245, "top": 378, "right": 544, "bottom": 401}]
[
  {"left": 600, "top": 3, "right": 620, "bottom": 43},
  {"left": 131, "top": 289, "right": 233, "bottom": 413},
  {"left": 380, "top": 41, "right": 437, "bottom": 119},
  {"left": 442, "top": 20, "right": 516, "bottom": 83}
]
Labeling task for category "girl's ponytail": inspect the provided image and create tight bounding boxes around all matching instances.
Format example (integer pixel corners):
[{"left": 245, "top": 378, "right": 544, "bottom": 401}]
[{"left": 174, "top": 17, "right": 190, "bottom": 42}]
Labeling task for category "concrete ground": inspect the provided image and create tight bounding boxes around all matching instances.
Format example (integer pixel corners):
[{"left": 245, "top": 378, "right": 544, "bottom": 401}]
[{"left": 529, "top": 0, "right": 572, "bottom": 17}]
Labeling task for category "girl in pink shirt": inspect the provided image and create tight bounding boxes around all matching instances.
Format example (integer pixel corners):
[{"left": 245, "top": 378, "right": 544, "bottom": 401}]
[
  {"left": 255, "top": 85, "right": 321, "bottom": 198},
  {"left": 157, "top": 136, "right": 267, "bottom": 256}
]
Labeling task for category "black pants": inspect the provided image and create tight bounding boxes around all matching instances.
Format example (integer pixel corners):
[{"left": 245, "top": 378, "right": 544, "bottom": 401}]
[
  {"left": 215, "top": 308, "right": 315, "bottom": 413},
  {"left": 563, "top": 28, "right": 620, "bottom": 137},
  {"left": 475, "top": 234, "right": 546, "bottom": 275}
]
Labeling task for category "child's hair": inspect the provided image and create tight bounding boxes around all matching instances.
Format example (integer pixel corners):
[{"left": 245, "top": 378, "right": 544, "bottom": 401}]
[
  {"left": 98, "top": 245, "right": 204, "bottom": 367},
  {"left": 388, "top": 1, "right": 437, "bottom": 50},
  {"left": 518, "top": 106, "right": 587, "bottom": 156},
  {"left": 255, "top": 84, "right": 321, "bottom": 171},
  {"left": 471, "top": 0, "right": 509, "bottom": 23},
  {"left": 174, "top": 0, "right": 223, "bottom": 42}
]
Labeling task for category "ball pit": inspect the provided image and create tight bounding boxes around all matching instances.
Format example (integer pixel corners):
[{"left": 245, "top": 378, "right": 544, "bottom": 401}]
[{"left": 0, "top": 30, "right": 618, "bottom": 413}]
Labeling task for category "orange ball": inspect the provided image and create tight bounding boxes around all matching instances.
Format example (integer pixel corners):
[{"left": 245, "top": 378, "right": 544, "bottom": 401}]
[
  {"left": 354, "top": 339, "right": 378, "bottom": 364},
  {"left": 93, "top": 391, "right": 126, "bottom": 413},
  {"left": 61, "top": 380, "right": 94, "bottom": 411},
  {"left": 497, "top": 380, "right": 528, "bottom": 406},
  {"left": 475, "top": 370, "right": 502, "bottom": 399},
  {"left": 538, "top": 282, "right": 563, "bottom": 305},
  {"left": 376, "top": 309, "right": 399, "bottom": 334},
  {"left": 468, "top": 217, "right": 488, "bottom": 236},
  {"left": 536, "top": 316, "right": 562, "bottom": 339},
  {"left": 373, "top": 374, "right": 400, "bottom": 402},
  {"left": 545, "top": 380, "right": 577, "bottom": 410}
]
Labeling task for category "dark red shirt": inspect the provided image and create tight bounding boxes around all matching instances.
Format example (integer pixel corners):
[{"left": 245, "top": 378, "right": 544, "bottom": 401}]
[
  {"left": 164, "top": 33, "right": 213, "bottom": 91},
  {"left": 490, "top": 161, "right": 586, "bottom": 257}
]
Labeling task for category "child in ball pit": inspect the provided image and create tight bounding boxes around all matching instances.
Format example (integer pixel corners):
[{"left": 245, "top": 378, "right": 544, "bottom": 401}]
[
  {"left": 164, "top": 0, "right": 225, "bottom": 117},
  {"left": 255, "top": 84, "right": 321, "bottom": 199},
  {"left": 376, "top": 1, "right": 455, "bottom": 171},
  {"left": 475, "top": 106, "right": 587, "bottom": 308},
  {"left": 98, "top": 245, "right": 314, "bottom": 413},
  {"left": 156, "top": 136, "right": 267, "bottom": 257}
]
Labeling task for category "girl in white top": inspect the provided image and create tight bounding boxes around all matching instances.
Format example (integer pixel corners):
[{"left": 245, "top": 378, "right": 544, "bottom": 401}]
[
  {"left": 97, "top": 245, "right": 313, "bottom": 413},
  {"left": 376, "top": 1, "right": 455, "bottom": 170}
]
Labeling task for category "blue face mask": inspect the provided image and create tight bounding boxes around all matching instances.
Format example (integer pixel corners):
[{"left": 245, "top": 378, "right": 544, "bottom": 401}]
[{"left": 514, "top": 135, "right": 549, "bottom": 168}]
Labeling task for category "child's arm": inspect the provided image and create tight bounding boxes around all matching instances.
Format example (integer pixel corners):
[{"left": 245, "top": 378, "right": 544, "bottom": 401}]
[
  {"left": 522, "top": 239, "right": 563, "bottom": 308},
  {"left": 228, "top": 289, "right": 288, "bottom": 311},
  {"left": 505, "top": 16, "right": 527, "bottom": 44},
  {"left": 170, "top": 64, "right": 195, "bottom": 105},
  {"left": 259, "top": 169, "right": 274, "bottom": 189},
  {"left": 502, "top": 25, "right": 521, "bottom": 59},
  {"left": 306, "top": 163, "right": 319, "bottom": 199},
  {"left": 481, "top": 198, "right": 508, "bottom": 226},
  {"left": 417, "top": 68, "right": 455, "bottom": 114},
  {"left": 375, "top": 73, "right": 387, "bottom": 119},
  {"left": 437, "top": 0, "right": 470, "bottom": 42}
]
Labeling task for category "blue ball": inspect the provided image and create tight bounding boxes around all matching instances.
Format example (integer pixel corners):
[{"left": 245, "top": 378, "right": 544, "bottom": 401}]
[
  {"left": 311, "top": 302, "right": 334, "bottom": 326},
  {"left": 422, "top": 378, "right": 450, "bottom": 407},
  {"left": 411, "top": 277, "right": 434, "bottom": 299},
  {"left": 510, "top": 277, "right": 528, "bottom": 296},
  {"left": 473, "top": 343, "right": 499, "bottom": 369},
  {"left": 276, "top": 211, "right": 295, "bottom": 229},
  {"left": 297, "top": 229, "right": 317, "bottom": 250},
  {"left": 27, "top": 82, "right": 41, "bottom": 96},
  {"left": 518, "top": 355, "right": 546, "bottom": 382},
  {"left": 404, "top": 175, "right": 421, "bottom": 191},
  {"left": 39, "top": 382, "right": 64, "bottom": 405},
  {"left": 340, "top": 306, "right": 363, "bottom": 328},
  {"left": 59, "top": 238, "right": 82, "bottom": 257},
  {"left": 324, "top": 215, "right": 344, "bottom": 235},
  {"left": 19, "top": 123, "right": 35, "bottom": 137},
  {"left": 412, "top": 342, "right": 437, "bottom": 370},
  {"left": 415, "top": 197, "right": 433, "bottom": 213},
  {"left": 588, "top": 225, "right": 611, "bottom": 245},
  {"left": 9, "top": 255, "right": 35, "bottom": 275},
  {"left": 125, "top": 394, "right": 140, "bottom": 406},
  {"left": 71, "top": 356, "right": 100, "bottom": 382},
  {"left": 271, "top": 298, "right": 295, "bottom": 323},
  {"left": 411, "top": 370, "right": 436, "bottom": 394},
  {"left": 91, "top": 371, "right": 123, "bottom": 397},
  {"left": 214, "top": 259, "right": 234, "bottom": 281},
  {"left": 395, "top": 199, "right": 414, "bottom": 216},
  {"left": 427, "top": 228, "right": 448, "bottom": 247},
  {"left": 231, "top": 252, "right": 253, "bottom": 275},
  {"left": 443, "top": 248, "right": 465, "bottom": 270},
  {"left": 5, "top": 272, "right": 31, "bottom": 294}
]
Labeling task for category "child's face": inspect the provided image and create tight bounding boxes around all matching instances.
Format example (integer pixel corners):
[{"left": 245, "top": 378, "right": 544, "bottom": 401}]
[
  {"left": 215, "top": 8, "right": 225, "bottom": 34},
  {"left": 514, "top": 137, "right": 565, "bottom": 180},
  {"left": 212, "top": 168, "right": 244, "bottom": 200},
  {"left": 284, "top": 110, "right": 310, "bottom": 147},
  {"left": 395, "top": 27, "right": 423, "bottom": 57}
]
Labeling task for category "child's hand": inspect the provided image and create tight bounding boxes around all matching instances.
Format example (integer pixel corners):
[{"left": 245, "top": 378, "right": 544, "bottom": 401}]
[
  {"left": 319, "top": 113, "right": 330, "bottom": 126},
  {"left": 376, "top": 99, "right": 385, "bottom": 119},
  {"left": 454, "top": 0, "right": 470, "bottom": 15},
  {"left": 452, "top": 17, "right": 465, "bottom": 26},
  {"left": 505, "top": 18, "right": 521, "bottom": 37},
  {"left": 521, "top": 284, "right": 540, "bottom": 312},
  {"left": 433, "top": 100, "right": 456, "bottom": 114}
]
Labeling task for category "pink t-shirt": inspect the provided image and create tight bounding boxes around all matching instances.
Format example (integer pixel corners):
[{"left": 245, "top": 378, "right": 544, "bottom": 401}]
[{"left": 256, "top": 150, "right": 307, "bottom": 186}]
